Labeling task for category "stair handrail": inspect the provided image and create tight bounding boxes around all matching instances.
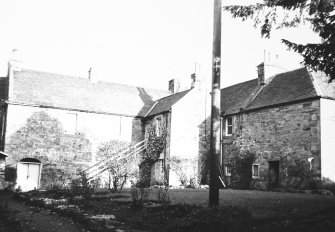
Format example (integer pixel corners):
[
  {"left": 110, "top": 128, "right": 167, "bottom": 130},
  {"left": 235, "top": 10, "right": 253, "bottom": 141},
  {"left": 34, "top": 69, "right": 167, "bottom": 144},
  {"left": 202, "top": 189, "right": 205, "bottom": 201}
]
[{"left": 83, "top": 139, "right": 146, "bottom": 177}]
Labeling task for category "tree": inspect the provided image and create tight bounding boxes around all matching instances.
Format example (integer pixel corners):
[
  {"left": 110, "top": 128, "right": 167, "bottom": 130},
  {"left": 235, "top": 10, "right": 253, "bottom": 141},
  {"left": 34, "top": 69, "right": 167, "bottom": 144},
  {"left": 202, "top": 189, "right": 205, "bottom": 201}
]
[
  {"left": 224, "top": 0, "right": 335, "bottom": 81},
  {"left": 96, "top": 140, "right": 136, "bottom": 192},
  {"left": 6, "top": 111, "right": 92, "bottom": 189}
]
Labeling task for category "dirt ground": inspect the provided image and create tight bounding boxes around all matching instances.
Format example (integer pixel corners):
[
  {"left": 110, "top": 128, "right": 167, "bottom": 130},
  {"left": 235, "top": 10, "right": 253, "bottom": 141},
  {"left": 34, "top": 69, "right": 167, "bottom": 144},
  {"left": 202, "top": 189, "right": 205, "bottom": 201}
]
[{"left": 0, "top": 192, "right": 83, "bottom": 232}]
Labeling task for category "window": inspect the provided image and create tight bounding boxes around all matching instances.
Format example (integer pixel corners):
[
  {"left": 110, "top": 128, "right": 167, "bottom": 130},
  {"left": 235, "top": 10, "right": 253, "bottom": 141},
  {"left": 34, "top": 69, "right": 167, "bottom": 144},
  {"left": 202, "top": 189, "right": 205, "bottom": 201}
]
[
  {"left": 252, "top": 164, "right": 260, "bottom": 178},
  {"left": 225, "top": 117, "right": 233, "bottom": 136},
  {"left": 225, "top": 164, "right": 231, "bottom": 176},
  {"left": 155, "top": 116, "right": 162, "bottom": 136},
  {"left": 160, "top": 160, "right": 164, "bottom": 173}
]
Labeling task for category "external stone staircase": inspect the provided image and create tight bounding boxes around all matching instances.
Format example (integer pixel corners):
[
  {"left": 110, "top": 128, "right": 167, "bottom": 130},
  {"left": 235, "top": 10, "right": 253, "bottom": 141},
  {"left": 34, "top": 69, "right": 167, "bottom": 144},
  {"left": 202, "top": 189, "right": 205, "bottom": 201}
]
[{"left": 83, "top": 140, "right": 146, "bottom": 182}]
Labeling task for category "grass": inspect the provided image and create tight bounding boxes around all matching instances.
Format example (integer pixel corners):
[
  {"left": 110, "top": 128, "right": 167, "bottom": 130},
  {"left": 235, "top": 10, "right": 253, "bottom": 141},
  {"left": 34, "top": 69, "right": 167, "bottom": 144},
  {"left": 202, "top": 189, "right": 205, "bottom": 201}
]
[
  {"left": 23, "top": 188, "right": 335, "bottom": 232},
  {"left": 168, "top": 188, "right": 335, "bottom": 218}
]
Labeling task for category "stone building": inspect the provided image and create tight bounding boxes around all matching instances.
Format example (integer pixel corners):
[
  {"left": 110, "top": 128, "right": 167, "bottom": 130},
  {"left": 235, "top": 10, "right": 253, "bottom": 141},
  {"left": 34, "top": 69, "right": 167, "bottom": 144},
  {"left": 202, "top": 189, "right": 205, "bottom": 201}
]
[
  {"left": 220, "top": 63, "right": 335, "bottom": 189},
  {"left": 0, "top": 61, "right": 208, "bottom": 190},
  {"left": 0, "top": 61, "right": 170, "bottom": 190}
]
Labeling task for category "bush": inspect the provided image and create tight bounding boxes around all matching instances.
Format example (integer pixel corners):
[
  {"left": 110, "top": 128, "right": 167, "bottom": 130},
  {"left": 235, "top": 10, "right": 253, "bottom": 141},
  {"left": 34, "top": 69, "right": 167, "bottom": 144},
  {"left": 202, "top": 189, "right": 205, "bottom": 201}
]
[
  {"left": 322, "top": 178, "right": 335, "bottom": 194},
  {"left": 156, "top": 187, "right": 170, "bottom": 205},
  {"left": 287, "top": 159, "right": 321, "bottom": 190},
  {"left": 130, "top": 180, "right": 155, "bottom": 207},
  {"left": 224, "top": 145, "right": 256, "bottom": 189},
  {"left": 67, "top": 178, "right": 82, "bottom": 202},
  {"left": 80, "top": 172, "right": 99, "bottom": 200}
]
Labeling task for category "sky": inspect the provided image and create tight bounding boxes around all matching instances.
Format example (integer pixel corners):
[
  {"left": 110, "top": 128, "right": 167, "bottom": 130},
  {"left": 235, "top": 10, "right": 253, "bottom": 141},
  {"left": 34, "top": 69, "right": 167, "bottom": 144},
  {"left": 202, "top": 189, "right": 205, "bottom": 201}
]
[{"left": 0, "top": 0, "right": 320, "bottom": 90}]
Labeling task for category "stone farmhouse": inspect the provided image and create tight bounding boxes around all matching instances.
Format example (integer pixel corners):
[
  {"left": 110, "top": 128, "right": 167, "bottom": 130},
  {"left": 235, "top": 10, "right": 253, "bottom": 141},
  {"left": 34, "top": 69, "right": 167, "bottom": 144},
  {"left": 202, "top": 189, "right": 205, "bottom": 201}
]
[
  {"left": 221, "top": 62, "right": 335, "bottom": 189},
  {"left": 0, "top": 58, "right": 334, "bottom": 191}
]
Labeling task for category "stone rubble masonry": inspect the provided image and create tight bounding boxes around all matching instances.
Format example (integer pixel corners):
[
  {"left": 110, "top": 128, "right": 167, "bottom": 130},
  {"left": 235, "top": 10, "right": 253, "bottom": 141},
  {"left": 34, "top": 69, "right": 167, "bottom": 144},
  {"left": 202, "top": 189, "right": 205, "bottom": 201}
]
[{"left": 222, "top": 99, "right": 321, "bottom": 189}]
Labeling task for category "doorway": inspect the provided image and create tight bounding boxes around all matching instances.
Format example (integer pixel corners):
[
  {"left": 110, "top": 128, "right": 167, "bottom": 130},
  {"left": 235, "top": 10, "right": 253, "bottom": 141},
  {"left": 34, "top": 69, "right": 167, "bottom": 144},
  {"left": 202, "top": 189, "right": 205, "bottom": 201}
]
[
  {"left": 268, "top": 161, "right": 279, "bottom": 189},
  {"left": 16, "top": 158, "right": 42, "bottom": 192}
]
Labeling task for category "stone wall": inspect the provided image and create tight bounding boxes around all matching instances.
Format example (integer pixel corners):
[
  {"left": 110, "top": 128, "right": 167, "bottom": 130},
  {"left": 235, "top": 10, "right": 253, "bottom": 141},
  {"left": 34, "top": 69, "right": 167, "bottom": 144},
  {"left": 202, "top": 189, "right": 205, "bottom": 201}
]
[
  {"left": 143, "top": 112, "right": 170, "bottom": 186},
  {"left": 222, "top": 99, "right": 321, "bottom": 189}
]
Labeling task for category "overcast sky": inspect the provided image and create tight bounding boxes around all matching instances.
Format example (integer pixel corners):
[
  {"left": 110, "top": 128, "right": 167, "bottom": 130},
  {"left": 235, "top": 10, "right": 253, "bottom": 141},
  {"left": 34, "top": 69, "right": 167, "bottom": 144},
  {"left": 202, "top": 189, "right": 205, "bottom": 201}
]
[{"left": 0, "top": 0, "right": 320, "bottom": 90}]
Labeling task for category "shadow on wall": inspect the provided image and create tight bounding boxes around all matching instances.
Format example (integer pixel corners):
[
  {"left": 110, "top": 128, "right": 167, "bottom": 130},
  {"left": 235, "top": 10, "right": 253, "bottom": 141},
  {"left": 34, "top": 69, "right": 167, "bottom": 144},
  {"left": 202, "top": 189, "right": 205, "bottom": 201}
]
[
  {"left": 5, "top": 111, "right": 92, "bottom": 189},
  {"left": 198, "top": 116, "right": 211, "bottom": 185}
]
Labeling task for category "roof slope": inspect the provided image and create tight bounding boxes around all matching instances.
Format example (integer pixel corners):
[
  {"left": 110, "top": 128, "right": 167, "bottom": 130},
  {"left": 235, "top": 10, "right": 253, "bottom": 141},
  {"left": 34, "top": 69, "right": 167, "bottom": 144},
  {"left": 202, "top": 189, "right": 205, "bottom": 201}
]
[
  {"left": 221, "top": 67, "right": 324, "bottom": 115},
  {"left": 221, "top": 79, "right": 260, "bottom": 115},
  {"left": 248, "top": 68, "right": 317, "bottom": 110},
  {"left": 145, "top": 89, "right": 191, "bottom": 117},
  {"left": 10, "top": 69, "right": 170, "bottom": 117}
]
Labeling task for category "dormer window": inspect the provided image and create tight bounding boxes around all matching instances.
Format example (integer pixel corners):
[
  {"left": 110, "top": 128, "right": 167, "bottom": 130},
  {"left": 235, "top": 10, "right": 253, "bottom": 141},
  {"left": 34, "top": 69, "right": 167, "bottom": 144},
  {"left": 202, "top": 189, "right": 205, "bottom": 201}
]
[{"left": 226, "top": 116, "right": 233, "bottom": 136}]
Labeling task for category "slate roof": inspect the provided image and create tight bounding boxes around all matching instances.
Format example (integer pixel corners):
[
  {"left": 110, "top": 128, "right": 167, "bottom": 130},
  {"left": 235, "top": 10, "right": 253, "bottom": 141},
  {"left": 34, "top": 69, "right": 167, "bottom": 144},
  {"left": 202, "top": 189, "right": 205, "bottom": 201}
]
[
  {"left": 221, "top": 67, "right": 334, "bottom": 115},
  {"left": 145, "top": 89, "right": 191, "bottom": 117},
  {"left": 9, "top": 68, "right": 170, "bottom": 117}
]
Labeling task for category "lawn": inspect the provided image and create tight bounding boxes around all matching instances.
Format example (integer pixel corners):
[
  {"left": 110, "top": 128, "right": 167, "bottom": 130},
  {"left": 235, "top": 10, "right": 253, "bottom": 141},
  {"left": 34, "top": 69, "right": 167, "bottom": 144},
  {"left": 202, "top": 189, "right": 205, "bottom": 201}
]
[
  {"left": 22, "top": 188, "right": 335, "bottom": 232},
  {"left": 168, "top": 188, "right": 335, "bottom": 218}
]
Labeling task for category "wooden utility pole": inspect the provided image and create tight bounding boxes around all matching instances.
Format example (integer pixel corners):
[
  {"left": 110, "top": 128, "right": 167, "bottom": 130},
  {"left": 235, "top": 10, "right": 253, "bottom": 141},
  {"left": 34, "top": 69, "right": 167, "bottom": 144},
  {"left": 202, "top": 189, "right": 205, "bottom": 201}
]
[{"left": 209, "top": 0, "right": 222, "bottom": 207}]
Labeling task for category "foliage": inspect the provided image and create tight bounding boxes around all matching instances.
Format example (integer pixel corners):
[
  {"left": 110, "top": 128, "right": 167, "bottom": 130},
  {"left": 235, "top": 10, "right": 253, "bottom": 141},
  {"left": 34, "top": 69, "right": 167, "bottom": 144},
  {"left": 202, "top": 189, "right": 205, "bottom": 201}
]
[
  {"left": 224, "top": 0, "right": 335, "bottom": 81},
  {"left": 321, "top": 179, "right": 335, "bottom": 194},
  {"left": 224, "top": 145, "right": 256, "bottom": 189},
  {"left": 130, "top": 180, "right": 155, "bottom": 207},
  {"left": 156, "top": 186, "right": 171, "bottom": 205},
  {"left": 67, "top": 178, "right": 82, "bottom": 202},
  {"left": 66, "top": 172, "right": 99, "bottom": 201},
  {"left": 96, "top": 140, "right": 137, "bottom": 193},
  {"left": 143, "top": 126, "right": 167, "bottom": 163},
  {"left": 170, "top": 157, "right": 188, "bottom": 186},
  {"left": 6, "top": 111, "right": 91, "bottom": 189},
  {"left": 170, "top": 205, "right": 252, "bottom": 232},
  {"left": 80, "top": 172, "right": 100, "bottom": 200},
  {"left": 170, "top": 156, "right": 198, "bottom": 187},
  {"left": 140, "top": 125, "right": 167, "bottom": 185},
  {"left": 287, "top": 159, "right": 321, "bottom": 190}
]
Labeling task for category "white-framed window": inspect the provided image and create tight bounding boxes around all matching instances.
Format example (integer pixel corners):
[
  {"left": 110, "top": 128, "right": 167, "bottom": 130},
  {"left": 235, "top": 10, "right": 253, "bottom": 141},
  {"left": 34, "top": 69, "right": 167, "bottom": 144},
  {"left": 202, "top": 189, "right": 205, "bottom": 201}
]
[
  {"left": 225, "top": 164, "right": 231, "bottom": 176},
  {"left": 252, "top": 164, "right": 260, "bottom": 178},
  {"left": 225, "top": 116, "right": 233, "bottom": 136},
  {"left": 155, "top": 116, "right": 163, "bottom": 136}
]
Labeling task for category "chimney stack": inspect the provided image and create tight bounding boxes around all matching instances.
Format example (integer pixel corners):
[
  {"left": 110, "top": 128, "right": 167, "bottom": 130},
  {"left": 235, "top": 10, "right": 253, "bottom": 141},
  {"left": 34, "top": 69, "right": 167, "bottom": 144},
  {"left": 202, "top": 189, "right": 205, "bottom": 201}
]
[
  {"left": 168, "top": 79, "right": 180, "bottom": 94},
  {"left": 88, "top": 67, "right": 99, "bottom": 83},
  {"left": 8, "top": 49, "right": 22, "bottom": 72},
  {"left": 257, "top": 62, "right": 265, "bottom": 85},
  {"left": 190, "top": 73, "right": 196, "bottom": 88},
  {"left": 257, "top": 52, "right": 286, "bottom": 86}
]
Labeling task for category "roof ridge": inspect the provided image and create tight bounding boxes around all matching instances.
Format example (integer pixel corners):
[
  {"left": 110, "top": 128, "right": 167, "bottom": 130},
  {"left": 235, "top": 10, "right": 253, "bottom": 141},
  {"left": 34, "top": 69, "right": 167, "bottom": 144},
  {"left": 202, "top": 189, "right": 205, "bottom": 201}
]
[
  {"left": 221, "top": 78, "right": 258, "bottom": 90},
  {"left": 15, "top": 68, "right": 169, "bottom": 92},
  {"left": 154, "top": 89, "right": 191, "bottom": 102}
]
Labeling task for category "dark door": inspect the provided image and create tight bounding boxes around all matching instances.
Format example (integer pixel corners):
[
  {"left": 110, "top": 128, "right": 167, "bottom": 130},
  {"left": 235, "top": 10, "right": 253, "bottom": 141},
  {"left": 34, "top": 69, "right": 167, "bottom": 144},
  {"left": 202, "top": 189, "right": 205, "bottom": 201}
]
[{"left": 268, "top": 161, "right": 279, "bottom": 189}]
